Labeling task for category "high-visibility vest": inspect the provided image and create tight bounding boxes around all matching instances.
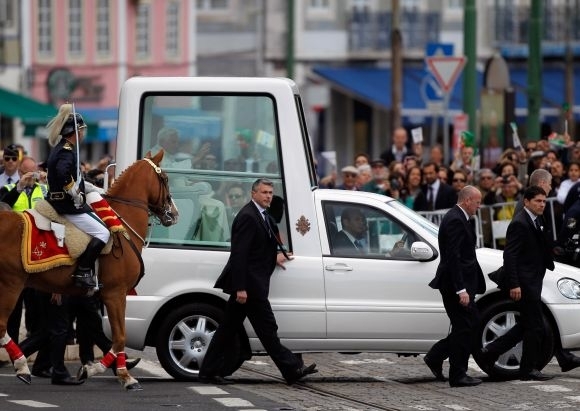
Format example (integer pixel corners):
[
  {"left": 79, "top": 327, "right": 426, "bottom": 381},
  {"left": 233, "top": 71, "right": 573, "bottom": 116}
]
[{"left": 3, "top": 183, "right": 48, "bottom": 212}]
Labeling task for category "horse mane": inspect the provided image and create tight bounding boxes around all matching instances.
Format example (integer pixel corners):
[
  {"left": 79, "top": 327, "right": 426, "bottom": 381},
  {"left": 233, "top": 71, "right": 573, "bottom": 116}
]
[
  {"left": 107, "top": 160, "right": 141, "bottom": 197},
  {"left": 107, "top": 151, "right": 164, "bottom": 197}
]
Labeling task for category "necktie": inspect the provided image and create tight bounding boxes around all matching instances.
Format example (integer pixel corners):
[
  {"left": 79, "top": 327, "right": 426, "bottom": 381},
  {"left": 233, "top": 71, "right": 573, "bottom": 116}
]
[
  {"left": 7, "top": 177, "right": 11, "bottom": 184},
  {"left": 354, "top": 239, "right": 364, "bottom": 252},
  {"left": 427, "top": 185, "right": 434, "bottom": 211},
  {"left": 262, "top": 210, "right": 272, "bottom": 237},
  {"left": 535, "top": 217, "right": 542, "bottom": 231}
]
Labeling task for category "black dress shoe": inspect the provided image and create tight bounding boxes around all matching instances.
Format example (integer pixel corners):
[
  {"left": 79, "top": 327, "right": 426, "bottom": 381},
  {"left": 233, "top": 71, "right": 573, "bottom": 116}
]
[
  {"left": 449, "top": 375, "right": 482, "bottom": 387},
  {"left": 286, "top": 363, "right": 318, "bottom": 385},
  {"left": 51, "top": 376, "right": 85, "bottom": 385},
  {"left": 423, "top": 355, "right": 446, "bottom": 381},
  {"left": 520, "top": 369, "right": 553, "bottom": 381},
  {"left": 560, "top": 355, "right": 580, "bottom": 372},
  {"left": 198, "top": 375, "right": 232, "bottom": 385},
  {"left": 32, "top": 369, "right": 52, "bottom": 379}
]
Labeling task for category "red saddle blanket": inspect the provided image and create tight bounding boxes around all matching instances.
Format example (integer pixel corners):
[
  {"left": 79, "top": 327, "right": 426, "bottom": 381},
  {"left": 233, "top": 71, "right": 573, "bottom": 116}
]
[{"left": 21, "top": 211, "right": 75, "bottom": 273}]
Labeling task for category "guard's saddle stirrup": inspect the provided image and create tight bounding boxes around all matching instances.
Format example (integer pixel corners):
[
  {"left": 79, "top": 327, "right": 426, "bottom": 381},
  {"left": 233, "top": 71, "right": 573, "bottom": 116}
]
[{"left": 73, "top": 237, "right": 106, "bottom": 289}]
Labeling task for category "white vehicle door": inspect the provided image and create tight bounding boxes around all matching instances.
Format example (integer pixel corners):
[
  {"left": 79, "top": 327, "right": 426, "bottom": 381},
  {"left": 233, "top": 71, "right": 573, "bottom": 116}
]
[{"left": 319, "top": 199, "right": 450, "bottom": 351}]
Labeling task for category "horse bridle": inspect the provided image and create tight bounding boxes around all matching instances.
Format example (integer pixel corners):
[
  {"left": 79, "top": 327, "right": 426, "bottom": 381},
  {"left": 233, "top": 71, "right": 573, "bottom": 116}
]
[{"left": 141, "top": 158, "right": 175, "bottom": 224}]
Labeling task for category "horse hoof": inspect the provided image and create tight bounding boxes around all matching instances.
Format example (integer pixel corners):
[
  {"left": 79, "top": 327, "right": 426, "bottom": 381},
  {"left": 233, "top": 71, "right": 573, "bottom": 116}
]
[
  {"left": 17, "top": 374, "right": 32, "bottom": 385},
  {"left": 76, "top": 365, "right": 88, "bottom": 381},
  {"left": 125, "top": 382, "right": 143, "bottom": 391}
]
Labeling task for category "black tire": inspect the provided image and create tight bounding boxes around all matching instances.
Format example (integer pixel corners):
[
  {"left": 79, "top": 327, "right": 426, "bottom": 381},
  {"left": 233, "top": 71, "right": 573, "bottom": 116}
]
[
  {"left": 155, "top": 302, "right": 225, "bottom": 381},
  {"left": 474, "top": 299, "right": 554, "bottom": 380}
]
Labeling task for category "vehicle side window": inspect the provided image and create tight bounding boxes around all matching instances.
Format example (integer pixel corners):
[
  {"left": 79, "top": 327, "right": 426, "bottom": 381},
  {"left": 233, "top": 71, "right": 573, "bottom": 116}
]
[
  {"left": 323, "top": 201, "right": 417, "bottom": 260},
  {"left": 140, "top": 94, "right": 288, "bottom": 249}
]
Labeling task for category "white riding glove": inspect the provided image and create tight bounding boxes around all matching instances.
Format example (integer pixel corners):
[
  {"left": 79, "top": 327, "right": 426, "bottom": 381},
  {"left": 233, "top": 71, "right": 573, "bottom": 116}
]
[
  {"left": 84, "top": 181, "right": 106, "bottom": 195},
  {"left": 66, "top": 182, "right": 85, "bottom": 209}
]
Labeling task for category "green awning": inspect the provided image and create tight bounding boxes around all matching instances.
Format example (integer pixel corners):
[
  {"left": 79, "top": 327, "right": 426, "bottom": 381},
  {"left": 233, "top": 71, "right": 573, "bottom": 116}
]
[{"left": 0, "top": 86, "right": 57, "bottom": 126}]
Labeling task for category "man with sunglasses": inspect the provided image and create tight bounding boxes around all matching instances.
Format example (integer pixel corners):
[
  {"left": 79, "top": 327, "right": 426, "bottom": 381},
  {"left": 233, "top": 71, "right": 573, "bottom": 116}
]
[
  {"left": 0, "top": 144, "right": 22, "bottom": 187},
  {"left": 225, "top": 184, "right": 247, "bottom": 227}
]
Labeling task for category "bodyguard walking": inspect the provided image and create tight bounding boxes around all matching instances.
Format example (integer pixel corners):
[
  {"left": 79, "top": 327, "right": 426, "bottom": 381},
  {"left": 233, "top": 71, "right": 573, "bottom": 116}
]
[
  {"left": 424, "top": 186, "right": 486, "bottom": 387},
  {"left": 480, "top": 186, "right": 555, "bottom": 381},
  {"left": 200, "top": 178, "right": 317, "bottom": 385}
]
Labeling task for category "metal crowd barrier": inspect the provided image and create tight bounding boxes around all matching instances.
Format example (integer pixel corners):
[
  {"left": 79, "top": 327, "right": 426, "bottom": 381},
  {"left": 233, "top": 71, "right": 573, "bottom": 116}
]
[{"left": 417, "top": 197, "right": 560, "bottom": 250}]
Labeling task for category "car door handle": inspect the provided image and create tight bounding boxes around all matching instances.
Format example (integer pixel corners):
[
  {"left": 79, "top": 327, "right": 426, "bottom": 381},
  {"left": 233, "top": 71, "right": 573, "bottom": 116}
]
[{"left": 325, "top": 264, "right": 353, "bottom": 271}]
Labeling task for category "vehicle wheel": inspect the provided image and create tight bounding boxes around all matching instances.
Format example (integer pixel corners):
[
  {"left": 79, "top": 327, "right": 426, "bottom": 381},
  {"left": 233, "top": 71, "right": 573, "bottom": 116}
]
[
  {"left": 155, "top": 303, "right": 225, "bottom": 381},
  {"left": 475, "top": 299, "right": 554, "bottom": 380}
]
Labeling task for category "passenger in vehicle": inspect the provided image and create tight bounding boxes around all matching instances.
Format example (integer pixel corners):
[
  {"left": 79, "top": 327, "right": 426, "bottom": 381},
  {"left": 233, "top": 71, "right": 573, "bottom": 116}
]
[
  {"left": 191, "top": 182, "right": 230, "bottom": 242},
  {"left": 223, "top": 128, "right": 260, "bottom": 172},
  {"left": 332, "top": 207, "right": 368, "bottom": 255},
  {"left": 225, "top": 184, "right": 248, "bottom": 227},
  {"left": 150, "top": 127, "right": 192, "bottom": 169}
]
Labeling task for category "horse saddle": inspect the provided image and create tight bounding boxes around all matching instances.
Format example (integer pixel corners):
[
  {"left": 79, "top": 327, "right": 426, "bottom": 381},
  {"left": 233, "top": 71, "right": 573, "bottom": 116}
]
[{"left": 27, "top": 200, "right": 113, "bottom": 259}]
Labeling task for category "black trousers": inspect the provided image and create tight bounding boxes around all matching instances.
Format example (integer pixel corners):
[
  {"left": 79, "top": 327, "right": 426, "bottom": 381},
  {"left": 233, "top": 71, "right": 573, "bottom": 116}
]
[
  {"left": 19, "top": 291, "right": 72, "bottom": 379},
  {"left": 484, "top": 295, "right": 544, "bottom": 374},
  {"left": 68, "top": 295, "right": 112, "bottom": 364},
  {"left": 427, "top": 290, "right": 480, "bottom": 383},
  {"left": 201, "top": 294, "right": 302, "bottom": 382}
]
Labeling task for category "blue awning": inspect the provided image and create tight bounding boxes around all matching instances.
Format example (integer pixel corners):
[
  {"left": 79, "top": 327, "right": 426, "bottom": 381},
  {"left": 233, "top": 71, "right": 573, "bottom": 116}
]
[
  {"left": 81, "top": 107, "right": 119, "bottom": 142},
  {"left": 312, "top": 65, "right": 580, "bottom": 119}
]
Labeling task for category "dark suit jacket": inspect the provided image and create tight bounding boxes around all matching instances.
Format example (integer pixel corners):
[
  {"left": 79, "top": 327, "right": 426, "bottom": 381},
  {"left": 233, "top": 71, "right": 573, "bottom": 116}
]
[
  {"left": 414, "top": 182, "right": 457, "bottom": 212},
  {"left": 504, "top": 209, "right": 555, "bottom": 299},
  {"left": 332, "top": 230, "right": 361, "bottom": 255},
  {"left": 214, "top": 201, "right": 279, "bottom": 299},
  {"left": 429, "top": 205, "right": 486, "bottom": 296}
]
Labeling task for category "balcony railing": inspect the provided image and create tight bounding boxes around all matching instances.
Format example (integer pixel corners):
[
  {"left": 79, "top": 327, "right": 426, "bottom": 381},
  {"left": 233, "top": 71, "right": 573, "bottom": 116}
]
[
  {"left": 347, "top": 9, "right": 441, "bottom": 52},
  {"left": 491, "top": 3, "right": 580, "bottom": 48}
]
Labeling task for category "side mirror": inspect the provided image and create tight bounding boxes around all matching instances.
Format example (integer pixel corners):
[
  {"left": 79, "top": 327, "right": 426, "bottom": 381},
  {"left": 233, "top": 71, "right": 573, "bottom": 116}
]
[{"left": 410, "top": 241, "right": 434, "bottom": 260}]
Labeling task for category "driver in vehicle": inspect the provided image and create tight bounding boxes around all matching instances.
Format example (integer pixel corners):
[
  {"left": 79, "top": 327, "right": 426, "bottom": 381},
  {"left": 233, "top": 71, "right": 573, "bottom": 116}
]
[{"left": 332, "top": 207, "right": 368, "bottom": 255}]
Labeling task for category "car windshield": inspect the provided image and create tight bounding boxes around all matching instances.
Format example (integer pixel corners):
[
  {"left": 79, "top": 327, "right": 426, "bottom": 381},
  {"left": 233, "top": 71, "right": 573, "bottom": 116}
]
[{"left": 387, "top": 200, "right": 439, "bottom": 237}]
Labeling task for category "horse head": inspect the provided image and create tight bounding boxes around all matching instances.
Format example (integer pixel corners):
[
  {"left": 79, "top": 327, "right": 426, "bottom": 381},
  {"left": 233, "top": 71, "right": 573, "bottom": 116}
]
[{"left": 143, "top": 150, "right": 179, "bottom": 227}]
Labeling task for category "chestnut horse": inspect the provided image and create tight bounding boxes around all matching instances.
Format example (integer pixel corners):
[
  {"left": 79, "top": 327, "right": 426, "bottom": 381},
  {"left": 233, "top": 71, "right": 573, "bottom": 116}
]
[{"left": 0, "top": 150, "right": 177, "bottom": 390}]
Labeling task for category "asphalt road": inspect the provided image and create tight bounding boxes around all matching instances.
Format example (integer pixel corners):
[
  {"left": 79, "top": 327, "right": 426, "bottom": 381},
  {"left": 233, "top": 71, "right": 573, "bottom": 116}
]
[{"left": 2, "top": 350, "right": 580, "bottom": 410}]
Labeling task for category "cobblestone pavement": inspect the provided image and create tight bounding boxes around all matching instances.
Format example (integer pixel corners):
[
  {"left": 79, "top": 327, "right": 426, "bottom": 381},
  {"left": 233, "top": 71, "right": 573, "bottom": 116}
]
[{"left": 229, "top": 352, "right": 580, "bottom": 411}]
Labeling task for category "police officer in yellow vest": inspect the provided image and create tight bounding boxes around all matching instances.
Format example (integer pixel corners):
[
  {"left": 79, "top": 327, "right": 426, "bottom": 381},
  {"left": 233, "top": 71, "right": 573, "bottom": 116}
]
[{"left": 0, "top": 156, "right": 47, "bottom": 211}]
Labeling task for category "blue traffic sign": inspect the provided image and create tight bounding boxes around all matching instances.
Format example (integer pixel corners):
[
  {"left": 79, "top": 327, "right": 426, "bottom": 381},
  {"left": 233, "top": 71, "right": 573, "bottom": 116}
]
[{"left": 425, "top": 43, "right": 454, "bottom": 57}]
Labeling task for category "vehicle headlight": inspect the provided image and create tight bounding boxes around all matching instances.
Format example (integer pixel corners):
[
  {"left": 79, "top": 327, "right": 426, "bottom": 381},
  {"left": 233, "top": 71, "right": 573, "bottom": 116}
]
[{"left": 558, "top": 278, "right": 580, "bottom": 299}]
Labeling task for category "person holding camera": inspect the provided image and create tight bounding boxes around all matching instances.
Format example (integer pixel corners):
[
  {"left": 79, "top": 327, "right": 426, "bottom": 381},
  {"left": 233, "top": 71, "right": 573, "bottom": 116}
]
[
  {"left": 0, "top": 155, "right": 46, "bottom": 370},
  {"left": 0, "top": 156, "right": 47, "bottom": 211}
]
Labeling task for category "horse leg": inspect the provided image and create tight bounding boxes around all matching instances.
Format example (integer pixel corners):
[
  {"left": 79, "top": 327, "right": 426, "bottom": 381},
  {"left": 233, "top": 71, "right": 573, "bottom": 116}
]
[
  {"left": 0, "top": 333, "right": 31, "bottom": 384},
  {"left": 78, "top": 289, "right": 142, "bottom": 391},
  {"left": 0, "top": 282, "right": 32, "bottom": 385}
]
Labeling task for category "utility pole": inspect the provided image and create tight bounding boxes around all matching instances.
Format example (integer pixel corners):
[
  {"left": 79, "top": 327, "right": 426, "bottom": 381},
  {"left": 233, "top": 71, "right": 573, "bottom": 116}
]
[
  {"left": 565, "top": 0, "right": 575, "bottom": 137},
  {"left": 463, "top": 0, "right": 477, "bottom": 132},
  {"left": 527, "top": 0, "right": 542, "bottom": 139},
  {"left": 391, "top": 0, "right": 402, "bottom": 129},
  {"left": 286, "top": 0, "right": 295, "bottom": 79}
]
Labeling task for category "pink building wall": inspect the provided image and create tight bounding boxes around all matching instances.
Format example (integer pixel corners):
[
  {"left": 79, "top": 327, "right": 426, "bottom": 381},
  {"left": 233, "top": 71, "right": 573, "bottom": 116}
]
[{"left": 29, "top": 0, "right": 192, "bottom": 110}]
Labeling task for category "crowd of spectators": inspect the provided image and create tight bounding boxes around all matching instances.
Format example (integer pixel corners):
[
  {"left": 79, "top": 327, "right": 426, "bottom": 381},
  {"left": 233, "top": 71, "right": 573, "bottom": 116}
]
[{"left": 317, "top": 127, "right": 580, "bottom": 251}]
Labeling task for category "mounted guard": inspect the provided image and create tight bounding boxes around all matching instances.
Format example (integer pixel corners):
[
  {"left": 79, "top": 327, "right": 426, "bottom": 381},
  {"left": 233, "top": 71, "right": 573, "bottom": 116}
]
[{"left": 45, "top": 103, "right": 116, "bottom": 289}]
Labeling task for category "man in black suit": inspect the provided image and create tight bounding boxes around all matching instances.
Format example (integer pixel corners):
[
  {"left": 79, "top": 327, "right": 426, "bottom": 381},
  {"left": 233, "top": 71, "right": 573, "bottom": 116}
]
[
  {"left": 424, "top": 186, "right": 485, "bottom": 387},
  {"left": 332, "top": 207, "right": 367, "bottom": 255},
  {"left": 199, "top": 178, "right": 317, "bottom": 385},
  {"left": 481, "top": 186, "right": 555, "bottom": 381},
  {"left": 414, "top": 161, "right": 457, "bottom": 212},
  {"left": 512, "top": 169, "right": 580, "bottom": 372}
]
